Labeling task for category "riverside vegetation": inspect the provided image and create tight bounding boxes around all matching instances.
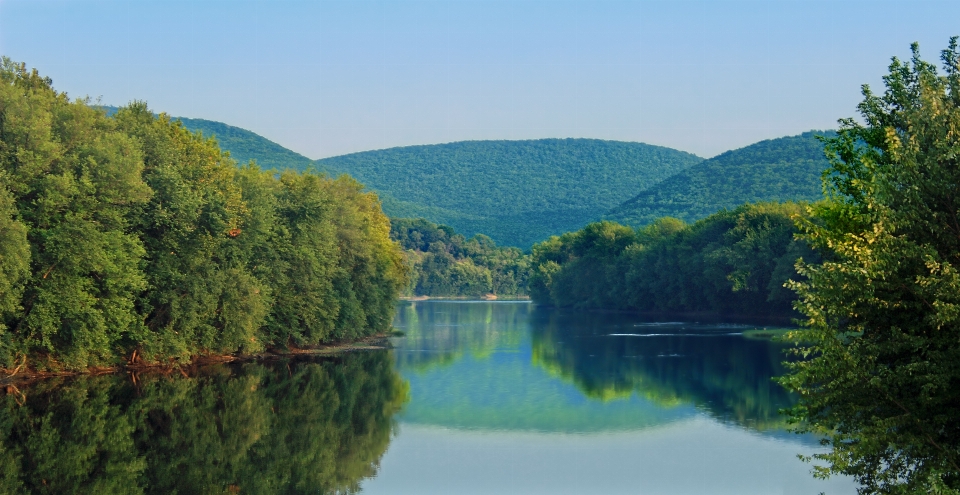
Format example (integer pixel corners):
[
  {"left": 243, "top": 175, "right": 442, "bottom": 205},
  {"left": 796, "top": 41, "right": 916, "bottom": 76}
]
[
  {"left": 5, "top": 37, "right": 960, "bottom": 494},
  {"left": 0, "top": 59, "right": 405, "bottom": 372},
  {"left": 527, "top": 202, "right": 816, "bottom": 317},
  {"left": 390, "top": 217, "right": 530, "bottom": 298}
]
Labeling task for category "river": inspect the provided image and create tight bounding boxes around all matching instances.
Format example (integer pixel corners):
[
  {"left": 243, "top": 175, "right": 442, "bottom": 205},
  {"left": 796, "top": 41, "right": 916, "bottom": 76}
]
[
  {"left": 0, "top": 300, "right": 856, "bottom": 494},
  {"left": 362, "top": 300, "right": 855, "bottom": 494}
]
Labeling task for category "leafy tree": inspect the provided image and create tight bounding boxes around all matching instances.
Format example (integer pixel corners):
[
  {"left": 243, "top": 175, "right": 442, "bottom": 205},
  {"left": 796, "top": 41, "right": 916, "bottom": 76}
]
[
  {"left": 529, "top": 203, "right": 813, "bottom": 317},
  {"left": 390, "top": 218, "right": 529, "bottom": 297},
  {"left": 0, "top": 58, "right": 151, "bottom": 368},
  {"left": 0, "top": 61, "right": 406, "bottom": 370},
  {"left": 780, "top": 40, "right": 960, "bottom": 494}
]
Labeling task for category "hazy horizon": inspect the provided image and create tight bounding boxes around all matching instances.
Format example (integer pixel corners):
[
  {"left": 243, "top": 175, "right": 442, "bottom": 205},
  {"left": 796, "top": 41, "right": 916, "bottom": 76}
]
[{"left": 2, "top": 0, "right": 958, "bottom": 160}]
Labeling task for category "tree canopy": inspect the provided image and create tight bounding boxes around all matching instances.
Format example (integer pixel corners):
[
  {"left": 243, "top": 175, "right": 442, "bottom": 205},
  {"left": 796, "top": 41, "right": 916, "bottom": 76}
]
[
  {"left": 779, "top": 40, "right": 960, "bottom": 494},
  {"left": 390, "top": 218, "right": 529, "bottom": 297},
  {"left": 529, "top": 202, "right": 814, "bottom": 318},
  {"left": 0, "top": 59, "right": 405, "bottom": 371}
]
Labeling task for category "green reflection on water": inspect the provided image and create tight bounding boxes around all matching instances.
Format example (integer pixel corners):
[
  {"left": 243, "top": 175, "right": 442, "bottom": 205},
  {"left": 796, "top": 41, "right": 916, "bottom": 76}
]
[
  {"left": 529, "top": 309, "right": 797, "bottom": 431},
  {"left": 0, "top": 352, "right": 407, "bottom": 494},
  {"left": 392, "top": 301, "right": 796, "bottom": 433}
]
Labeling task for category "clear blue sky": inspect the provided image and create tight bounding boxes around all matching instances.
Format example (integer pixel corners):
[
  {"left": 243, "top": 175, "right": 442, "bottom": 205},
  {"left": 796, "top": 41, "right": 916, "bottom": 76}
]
[{"left": 1, "top": 0, "right": 958, "bottom": 159}]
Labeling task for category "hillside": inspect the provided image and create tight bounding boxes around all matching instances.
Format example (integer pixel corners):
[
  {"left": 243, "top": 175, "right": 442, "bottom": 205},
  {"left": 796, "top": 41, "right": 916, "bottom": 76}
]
[
  {"left": 175, "top": 117, "right": 315, "bottom": 172},
  {"left": 315, "top": 139, "right": 702, "bottom": 247},
  {"left": 605, "top": 131, "right": 835, "bottom": 227},
  {"left": 97, "top": 107, "right": 314, "bottom": 172}
]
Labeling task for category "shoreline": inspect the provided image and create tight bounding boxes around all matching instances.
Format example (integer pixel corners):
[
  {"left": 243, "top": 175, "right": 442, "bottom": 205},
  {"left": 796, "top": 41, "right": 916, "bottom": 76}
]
[
  {"left": 399, "top": 295, "right": 531, "bottom": 301},
  {"left": 0, "top": 333, "right": 394, "bottom": 388}
]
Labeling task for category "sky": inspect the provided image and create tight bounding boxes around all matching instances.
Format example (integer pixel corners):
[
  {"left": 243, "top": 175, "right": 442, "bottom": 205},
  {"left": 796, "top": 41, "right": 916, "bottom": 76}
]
[{"left": 1, "top": 0, "right": 959, "bottom": 159}]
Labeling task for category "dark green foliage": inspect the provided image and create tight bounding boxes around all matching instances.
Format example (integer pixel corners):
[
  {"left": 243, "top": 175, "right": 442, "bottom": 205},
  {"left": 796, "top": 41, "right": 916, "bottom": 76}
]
[
  {"left": 0, "top": 352, "right": 407, "bottom": 494},
  {"left": 0, "top": 60, "right": 152, "bottom": 368},
  {"left": 530, "top": 203, "right": 815, "bottom": 317},
  {"left": 175, "top": 117, "right": 315, "bottom": 173},
  {"left": 97, "top": 108, "right": 316, "bottom": 174},
  {"left": 607, "top": 131, "right": 835, "bottom": 227},
  {"left": 318, "top": 139, "right": 702, "bottom": 248},
  {"left": 391, "top": 218, "right": 529, "bottom": 297},
  {"left": 0, "top": 61, "right": 406, "bottom": 370},
  {"left": 780, "top": 41, "right": 960, "bottom": 494}
]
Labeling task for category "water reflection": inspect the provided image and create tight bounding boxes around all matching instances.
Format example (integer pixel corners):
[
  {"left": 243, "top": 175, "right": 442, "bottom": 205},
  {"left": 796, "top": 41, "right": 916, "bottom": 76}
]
[
  {"left": 368, "top": 301, "right": 854, "bottom": 494},
  {"left": 392, "top": 300, "right": 528, "bottom": 373},
  {"left": 529, "top": 309, "right": 796, "bottom": 430},
  {"left": 392, "top": 301, "right": 796, "bottom": 433},
  {"left": 0, "top": 352, "right": 407, "bottom": 494}
]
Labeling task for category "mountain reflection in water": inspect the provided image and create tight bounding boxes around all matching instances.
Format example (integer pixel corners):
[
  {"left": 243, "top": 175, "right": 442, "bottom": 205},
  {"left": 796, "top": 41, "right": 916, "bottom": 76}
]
[
  {"left": 367, "top": 301, "right": 855, "bottom": 494},
  {"left": 391, "top": 301, "right": 796, "bottom": 434},
  {"left": 0, "top": 352, "right": 407, "bottom": 494}
]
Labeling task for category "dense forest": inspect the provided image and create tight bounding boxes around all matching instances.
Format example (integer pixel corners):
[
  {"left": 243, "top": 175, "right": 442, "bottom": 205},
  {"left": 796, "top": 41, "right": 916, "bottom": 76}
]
[
  {"left": 390, "top": 218, "right": 529, "bottom": 297},
  {"left": 97, "top": 108, "right": 316, "bottom": 174},
  {"left": 0, "top": 60, "right": 406, "bottom": 371},
  {"left": 317, "top": 139, "right": 703, "bottom": 247},
  {"left": 175, "top": 117, "right": 315, "bottom": 173},
  {"left": 115, "top": 112, "right": 841, "bottom": 251},
  {"left": 606, "top": 131, "right": 834, "bottom": 227},
  {"left": 530, "top": 202, "right": 817, "bottom": 317}
]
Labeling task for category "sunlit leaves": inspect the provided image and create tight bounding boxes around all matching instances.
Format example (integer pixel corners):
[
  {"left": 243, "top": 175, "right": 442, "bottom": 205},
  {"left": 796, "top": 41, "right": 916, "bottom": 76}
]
[{"left": 782, "top": 39, "right": 960, "bottom": 494}]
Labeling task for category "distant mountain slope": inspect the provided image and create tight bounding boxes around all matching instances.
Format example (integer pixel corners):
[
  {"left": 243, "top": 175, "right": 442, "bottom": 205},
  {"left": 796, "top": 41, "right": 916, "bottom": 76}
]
[
  {"left": 98, "top": 106, "right": 314, "bottom": 172},
  {"left": 315, "top": 139, "right": 702, "bottom": 247},
  {"left": 174, "top": 117, "right": 314, "bottom": 172},
  {"left": 605, "top": 131, "right": 835, "bottom": 227}
]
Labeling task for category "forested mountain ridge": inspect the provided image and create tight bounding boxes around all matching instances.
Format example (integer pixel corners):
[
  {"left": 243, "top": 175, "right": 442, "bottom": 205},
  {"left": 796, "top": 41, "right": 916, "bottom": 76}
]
[
  {"left": 315, "top": 139, "right": 703, "bottom": 247},
  {"left": 101, "top": 108, "right": 835, "bottom": 248},
  {"left": 97, "top": 107, "right": 315, "bottom": 173},
  {"left": 605, "top": 131, "right": 835, "bottom": 227},
  {"left": 175, "top": 117, "right": 315, "bottom": 172}
]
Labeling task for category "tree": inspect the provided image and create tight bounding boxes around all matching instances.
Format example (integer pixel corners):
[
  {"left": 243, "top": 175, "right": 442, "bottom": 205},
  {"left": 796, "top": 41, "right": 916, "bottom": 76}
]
[{"left": 780, "top": 39, "right": 960, "bottom": 494}]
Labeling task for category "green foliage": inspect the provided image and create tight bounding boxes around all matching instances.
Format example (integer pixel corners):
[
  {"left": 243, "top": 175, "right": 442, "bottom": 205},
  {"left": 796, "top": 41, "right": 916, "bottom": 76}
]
[
  {"left": 779, "top": 40, "right": 960, "bottom": 494},
  {"left": 97, "top": 108, "right": 316, "bottom": 174},
  {"left": 0, "top": 59, "right": 152, "bottom": 368},
  {"left": 318, "top": 139, "right": 702, "bottom": 247},
  {"left": 391, "top": 218, "right": 529, "bottom": 297},
  {"left": 0, "top": 61, "right": 405, "bottom": 370},
  {"left": 530, "top": 202, "right": 815, "bottom": 317},
  {"left": 606, "top": 131, "right": 835, "bottom": 227},
  {"left": 0, "top": 352, "right": 407, "bottom": 494},
  {"left": 175, "top": 117, "right": 315, "bottom": 173}
]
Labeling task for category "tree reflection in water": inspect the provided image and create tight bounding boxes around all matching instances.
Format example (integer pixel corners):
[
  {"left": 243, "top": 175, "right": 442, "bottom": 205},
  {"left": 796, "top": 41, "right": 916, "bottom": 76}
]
[
  {"left": 529, "top": 308, "right": 796, "bottom": 430},
  {"left": 0, "top": 351, "right": 407, "bottom": 494}
]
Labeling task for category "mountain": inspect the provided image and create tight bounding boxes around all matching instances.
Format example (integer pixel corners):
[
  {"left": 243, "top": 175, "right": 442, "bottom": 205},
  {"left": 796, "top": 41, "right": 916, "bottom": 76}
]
[
  {"left": 314, "top": 139, "right": 702, "bottom": 248},
  {"left": 175, "top": 117, "right": 315, "bottom": 172},
  {"left": 97, "top": 107, "right": 314, "bottom": 172},
  {"left": 605, "top": 131, "right": 835, "bottom": 227}
]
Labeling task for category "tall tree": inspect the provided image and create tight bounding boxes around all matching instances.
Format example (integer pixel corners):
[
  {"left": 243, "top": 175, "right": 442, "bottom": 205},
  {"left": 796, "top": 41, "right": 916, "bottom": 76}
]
[
  {"left": 781, "top": 40, "right": 960, "bottom": 494},
  {"left": 0, "top": 59, "right": 151, "bottom": 368}
]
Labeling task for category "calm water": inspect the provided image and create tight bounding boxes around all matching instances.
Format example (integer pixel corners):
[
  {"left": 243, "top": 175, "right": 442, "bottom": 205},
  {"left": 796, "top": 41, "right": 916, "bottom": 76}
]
[
  {"left": 0, "top": 301, "right": 856, "bottom": 494},
  {"left": 364, "top": 301, "right": 855, "bottom": 495}
]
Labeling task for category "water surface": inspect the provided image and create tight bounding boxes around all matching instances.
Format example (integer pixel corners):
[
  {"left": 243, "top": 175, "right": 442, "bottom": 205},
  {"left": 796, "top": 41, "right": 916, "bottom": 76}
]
[
  {"left": 0, "top": 301, "right": 857, "bottom": 494},
  {"left": 362, "top": 301, "right": 855, "bottom": 494}
]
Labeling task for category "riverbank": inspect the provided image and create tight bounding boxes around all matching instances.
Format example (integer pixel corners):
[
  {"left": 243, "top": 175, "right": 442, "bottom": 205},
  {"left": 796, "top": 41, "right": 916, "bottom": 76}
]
[
  {"left": 0, "top": 333, "right": 395, "bottom": 387},
  {"left": 400, "top": 295, "right": 531, "bottom": 301}
]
